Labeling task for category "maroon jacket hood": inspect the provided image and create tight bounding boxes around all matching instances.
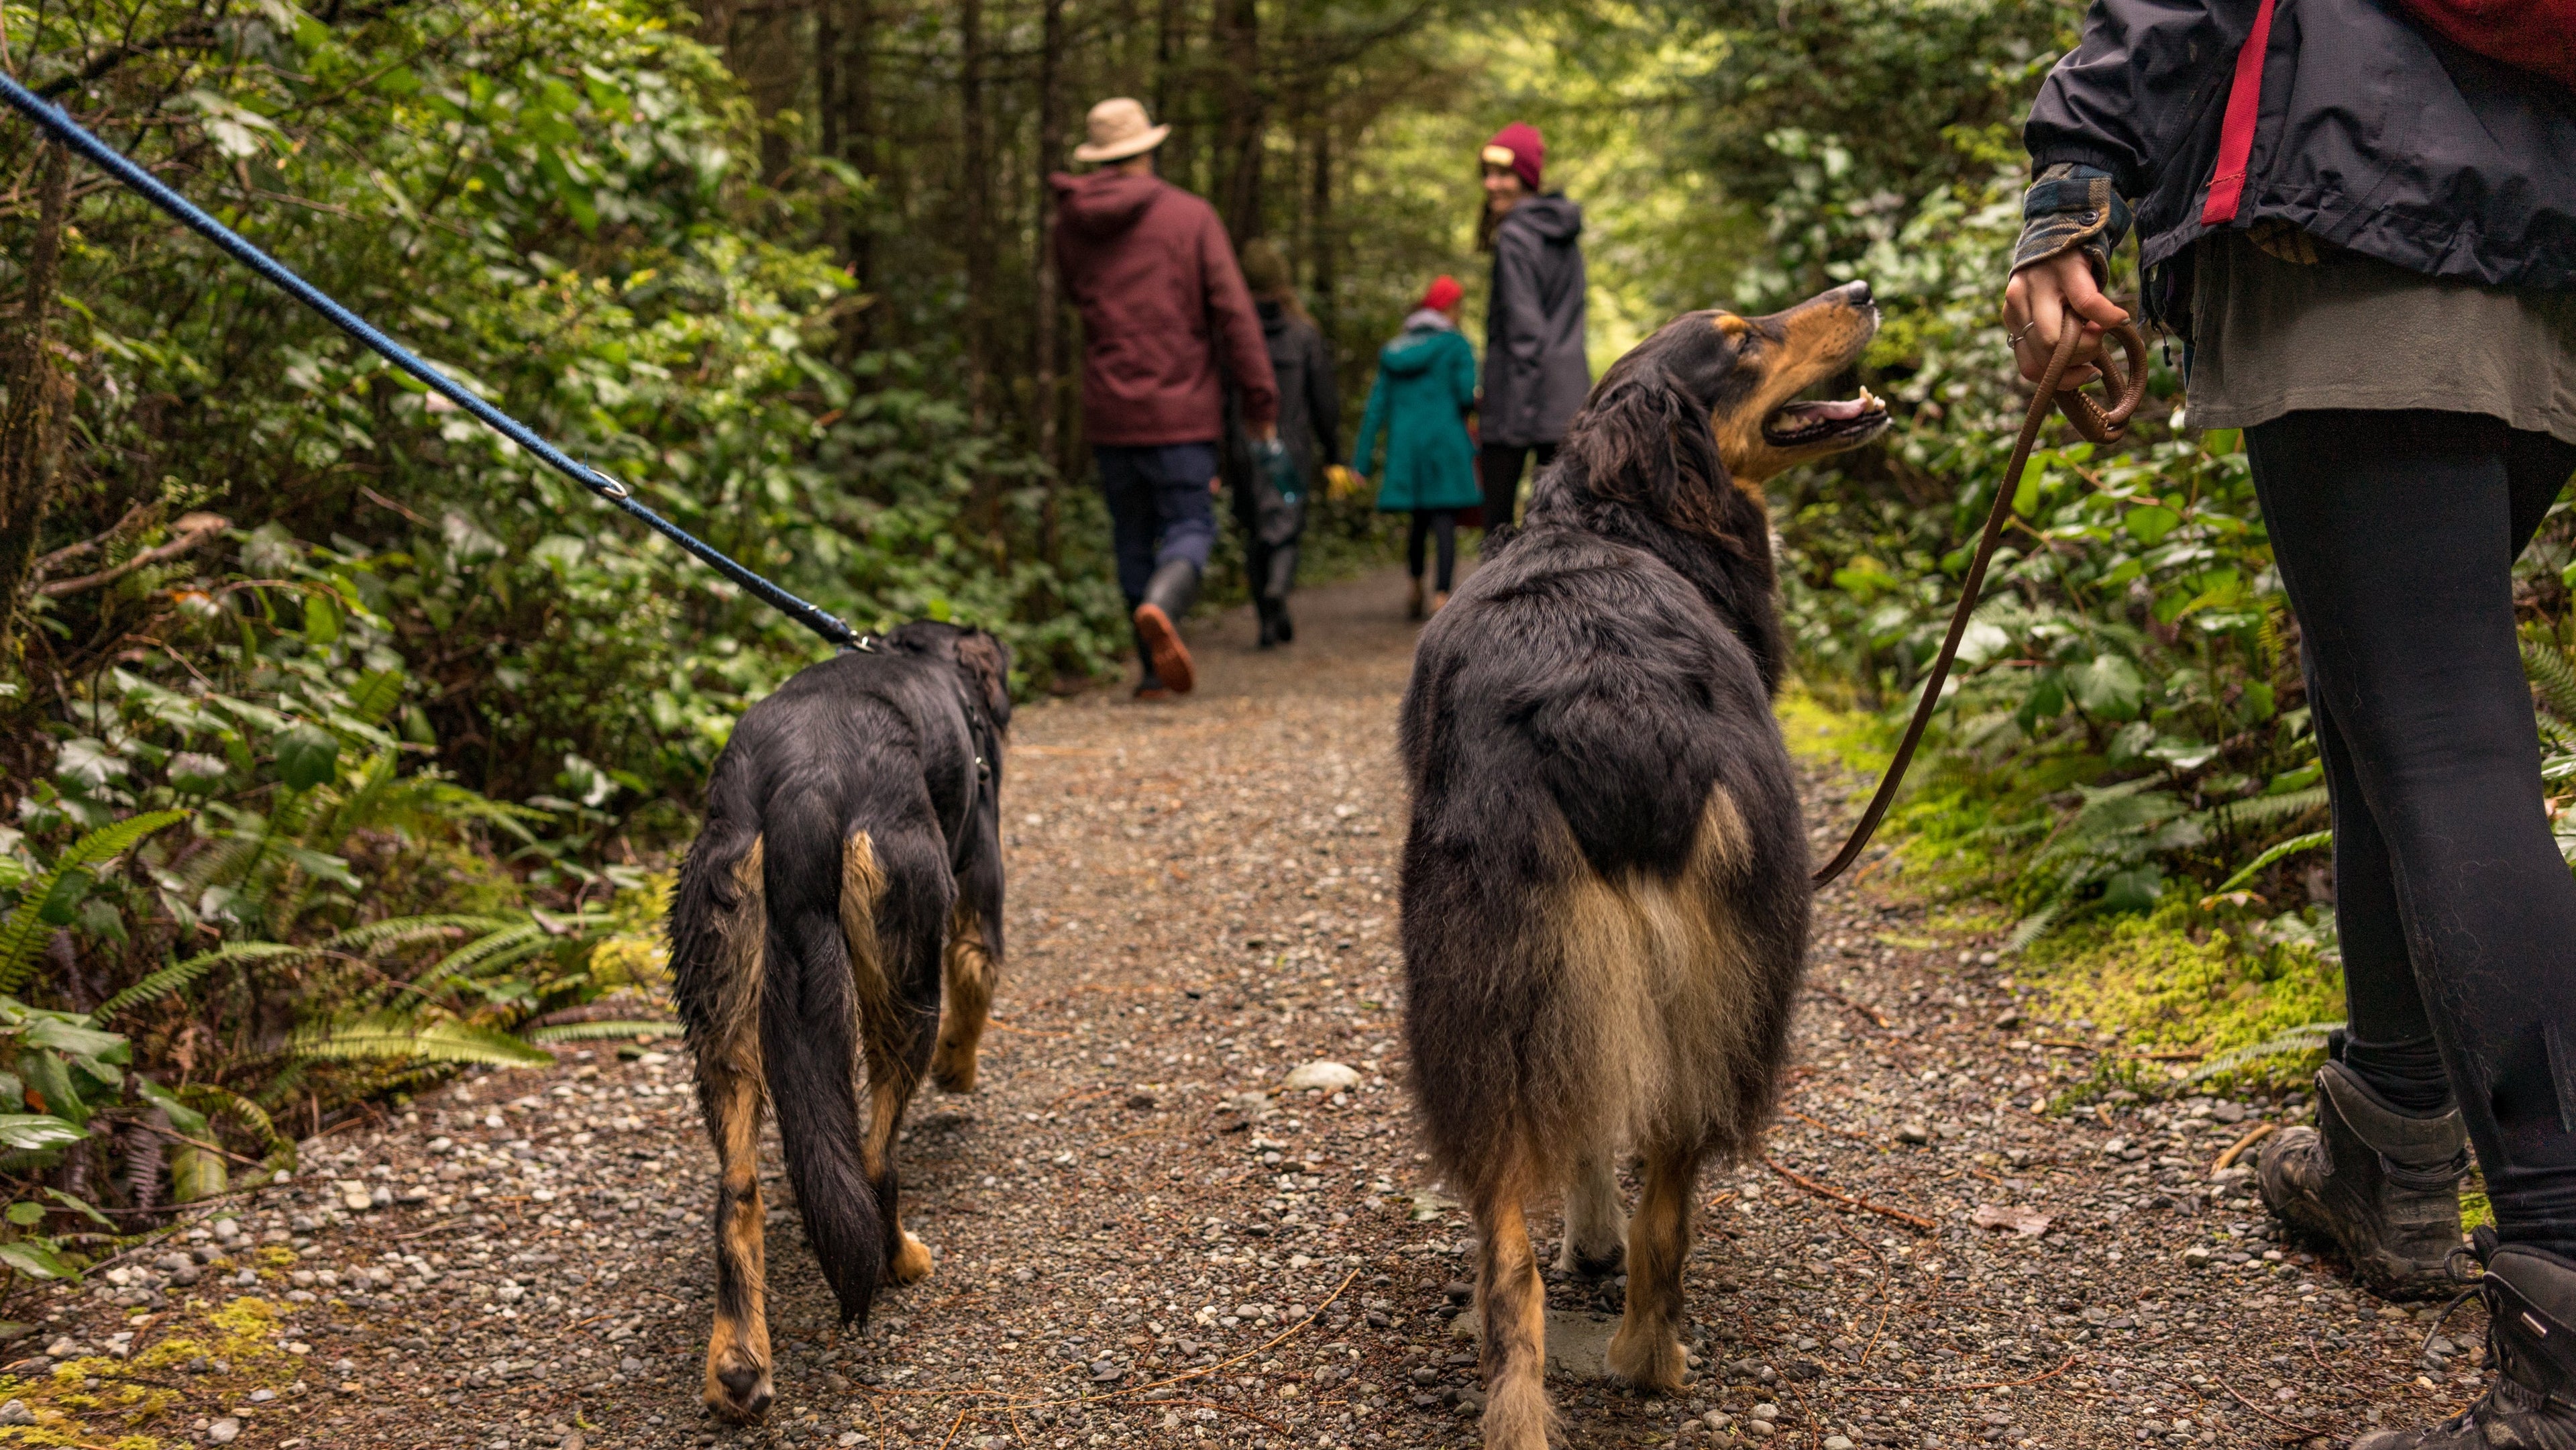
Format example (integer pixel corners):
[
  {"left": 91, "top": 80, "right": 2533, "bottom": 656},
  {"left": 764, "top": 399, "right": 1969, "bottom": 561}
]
[{"left": 1051, "top": 170, "right": 1165, "bottom": 239}]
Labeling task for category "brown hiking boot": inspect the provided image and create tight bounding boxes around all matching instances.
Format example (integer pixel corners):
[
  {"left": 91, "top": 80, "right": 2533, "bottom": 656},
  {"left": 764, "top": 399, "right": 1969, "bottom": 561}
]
[
  {"left": 2258, "top": 1059, "right": 2469, "bottom": 1300},
  {"left": 1133, "top": 560, "right": 1199, "bottom": 695},
  {"left": 2355, "top": 1230, "right": 2576, "bottom": 1450}
]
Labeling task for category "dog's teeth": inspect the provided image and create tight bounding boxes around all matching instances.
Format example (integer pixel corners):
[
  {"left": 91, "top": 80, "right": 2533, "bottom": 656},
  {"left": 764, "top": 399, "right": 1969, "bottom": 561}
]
[{"left": 1860, "top": 386, "right": 1883, "bottom": 411}]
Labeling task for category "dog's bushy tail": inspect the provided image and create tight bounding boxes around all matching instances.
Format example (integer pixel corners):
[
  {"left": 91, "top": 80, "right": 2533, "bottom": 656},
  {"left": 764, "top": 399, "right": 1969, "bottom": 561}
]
[{"left": 761, "top": 823, "right": 891, "bottom": 1325}]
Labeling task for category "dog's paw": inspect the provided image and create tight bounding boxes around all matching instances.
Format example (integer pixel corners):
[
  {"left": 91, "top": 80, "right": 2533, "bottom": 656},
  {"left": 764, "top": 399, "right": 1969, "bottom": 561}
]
[
  {"left": 1554, "top": 1238, "right": 1626, "bottom": 1278},
  {"left": 1605, "top": 1323, "right": 1687, "bottom": 1396},
  {"left": 928, "top": 1043, "right": 978, "bottom": 1094},
  {"left": 703, "top": 1345, "right": 773, "bottom": 1422},
  {"left": 891, "top": 1229, "right": 934, "bottom": 1284}
]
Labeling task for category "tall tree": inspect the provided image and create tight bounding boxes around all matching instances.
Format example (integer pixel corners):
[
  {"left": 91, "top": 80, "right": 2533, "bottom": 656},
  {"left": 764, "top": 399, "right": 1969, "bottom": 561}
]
[
  {"left": 0, "top": 144, "right": 70, "bottom": 664},
  {"left": 1213, "top": 0, "right": 1263, "bottom": 240},
  {"left": 959, "top": 0, "right": 994, "bottom": 419}
]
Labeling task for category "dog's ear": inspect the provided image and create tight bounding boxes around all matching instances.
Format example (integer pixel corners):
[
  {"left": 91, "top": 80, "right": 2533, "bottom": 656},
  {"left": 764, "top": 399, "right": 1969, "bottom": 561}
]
[
  {"left": 952, "top": 629, "right": 1013, "bottom": 730},
  {"left": 1556, "top": 374, "right": 1760, "bottom": 554}
]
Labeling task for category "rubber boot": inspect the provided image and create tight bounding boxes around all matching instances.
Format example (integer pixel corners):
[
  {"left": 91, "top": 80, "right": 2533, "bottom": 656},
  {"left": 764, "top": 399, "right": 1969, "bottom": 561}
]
[
  {"left": 1407, "top": 576, "right": 1426, "bottom": 622},
  {"left": 1254, "top": 597, "right": 1280, "bottom": 651},
  {"left": 1132, "top": 559, "right": 1199, "bottom": 695},
  {"left": 2259, "top": 1058, "right": 2469, "bottom": 1300},
  {"left": 1265, "top": 544, "right": 1297, "bottom": 644},
  {"left": 2356, "top": 1229, "right": 2576, "bottom": 1449},
  {"left": 1129, "top": 617, "right": 1169, "bottom": 701}
]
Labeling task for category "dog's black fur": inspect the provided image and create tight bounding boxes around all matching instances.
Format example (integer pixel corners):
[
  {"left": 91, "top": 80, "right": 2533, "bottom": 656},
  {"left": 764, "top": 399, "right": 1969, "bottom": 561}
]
[
  {"left": 1399, "top": 284, "right": 1888, "bottom": 1447},
  {"left": 668, "top": 621, "right": 1010, "bottom": 1422}
]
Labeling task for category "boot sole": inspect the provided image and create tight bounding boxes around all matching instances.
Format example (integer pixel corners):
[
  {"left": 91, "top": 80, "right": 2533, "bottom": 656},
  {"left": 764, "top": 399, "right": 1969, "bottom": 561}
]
[{"left": 1133, "top": 604, "right": 1195, "bottom": 694}]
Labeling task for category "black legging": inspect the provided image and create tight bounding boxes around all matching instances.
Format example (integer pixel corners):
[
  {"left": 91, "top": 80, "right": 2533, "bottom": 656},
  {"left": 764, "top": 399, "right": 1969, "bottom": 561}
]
[
  {"left": 1407, "top": 509, "right": 1458, "bottom": 592},
  {"left": 1479, "top": 442, "right": 1558, "bottom": 534},
  {"left": 2250, "top": 409, "right": 2576, "bottom": 1253}
]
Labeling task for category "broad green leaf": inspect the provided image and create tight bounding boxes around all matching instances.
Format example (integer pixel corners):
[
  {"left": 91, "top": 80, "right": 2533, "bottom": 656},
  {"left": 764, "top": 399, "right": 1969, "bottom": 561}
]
[
  {"left": 2123, "top": 505, "right": 2180, "bottom": 544},
  {"left": 0, "top": 1237, "right": 78, "bottom": 1280},
  {"left": 348, "top": 669, "right": 407, "bottom": 725},
  {"left": 3, "top": 1204, "right": 41, "bottom": 1227},
  {"left": 22, "top": 1017, "right": 129, "bottom": 1064},
  {"left": 0, "top": 1115, "right": 87, "bottom": 1151},
  {"left": 2071, "top": 655, "right": 2148, "bottom": 721},
  {"left": 274, "top": 726, "right": 341, "bottom": 792},
  {"left": 304, "top": 594, "right": 341, "bottom": 646}
]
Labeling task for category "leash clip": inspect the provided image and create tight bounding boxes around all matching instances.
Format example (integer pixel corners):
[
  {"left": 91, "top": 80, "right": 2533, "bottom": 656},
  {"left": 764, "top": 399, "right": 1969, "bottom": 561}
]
[{"left": 587, "top": 467, "right": 632, "bottom": 501}]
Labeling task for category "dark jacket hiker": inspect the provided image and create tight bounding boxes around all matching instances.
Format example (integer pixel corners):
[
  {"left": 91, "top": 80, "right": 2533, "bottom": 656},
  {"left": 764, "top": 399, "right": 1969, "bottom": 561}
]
[
  {"left": 1483, "top": 193, "right": 1591, "bottom": 449},
  {"left": 1224, "top": 238, "right": 1342, "bottom": 648}
]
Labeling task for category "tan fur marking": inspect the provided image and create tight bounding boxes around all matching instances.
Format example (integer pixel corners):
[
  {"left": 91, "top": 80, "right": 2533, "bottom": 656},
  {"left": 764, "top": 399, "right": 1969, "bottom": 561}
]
[
  {"left": 1608, "top": 1141, "right": 1699, "bottom": 1394},
  {"left": 1709, "top": 291, "right": 1882, "bottom": 483},
  {"left": 1713, "top": 313, "right": 1750, "bottom": 338},
  {"left": 1527, "top": 790, "right": 1762, "bottom": 1178},
  {"left": 930, "top": 904, "right": 996, "bottom": 1094},
  {"left": 839, "top": 831, "right": 900, "bottom": 1079},
  {"left": 704, "top": 837, "right": 767, "bottom": 1081},
  {"left": 697, "top": 834, "right": 773, "bottom": 1420},
  {"left": 1557, "top": 1153, "right": 1626, "bottom": 1276},
  {"left": 1471, "top": 1167, "right": 1556, "bottom": 1450},
  {"left": 890, "top": 1228, "right": 934, "bottom": 1284}
]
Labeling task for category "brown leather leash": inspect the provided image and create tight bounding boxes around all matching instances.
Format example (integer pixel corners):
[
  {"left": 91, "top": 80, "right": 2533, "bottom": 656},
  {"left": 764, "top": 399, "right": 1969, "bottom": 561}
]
[{"left": 1809, "top": 308, "right": 2151, "bottom": 889}]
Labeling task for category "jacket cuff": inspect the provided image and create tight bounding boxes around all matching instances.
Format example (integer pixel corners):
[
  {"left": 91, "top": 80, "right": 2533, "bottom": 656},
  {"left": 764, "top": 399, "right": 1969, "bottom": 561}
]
[{"left": 2009, "top": 162, "right": 2132, "bottom": 282}]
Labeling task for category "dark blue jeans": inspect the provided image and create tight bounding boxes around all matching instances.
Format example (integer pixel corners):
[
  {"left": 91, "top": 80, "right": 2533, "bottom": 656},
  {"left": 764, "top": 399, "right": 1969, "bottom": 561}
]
[{"left": 1097, "top": 443, "right": 1219, "bottom": 603}]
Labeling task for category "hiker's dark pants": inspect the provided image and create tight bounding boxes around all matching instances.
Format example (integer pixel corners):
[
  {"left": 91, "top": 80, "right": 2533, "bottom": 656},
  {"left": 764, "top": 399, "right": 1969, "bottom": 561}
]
[
  {"left": 2250, "top": 409, "right": 2576, "bottom": 1252},
  {"left": 1407, "top": 509, "right": 1459, "bottom": 592},
  {"left": 1479, "top": 442, "right": 1556, "bottom": 534},
  {"left": 1097, "top": 442, "right": 1220, "bottom": 603}
]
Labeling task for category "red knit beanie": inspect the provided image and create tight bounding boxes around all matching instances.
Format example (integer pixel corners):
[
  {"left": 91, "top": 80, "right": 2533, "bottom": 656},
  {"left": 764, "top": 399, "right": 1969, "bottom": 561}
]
[
  {"left": 1480, "top": 122, "right": 1544, "bottom": 191},
  {"left": 1419, "top": 274, "right": 1464, "bottom": 313}
]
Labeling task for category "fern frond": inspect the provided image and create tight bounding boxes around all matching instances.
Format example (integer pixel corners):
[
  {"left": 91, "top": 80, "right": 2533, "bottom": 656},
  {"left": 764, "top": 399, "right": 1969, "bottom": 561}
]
[
  {"left": 1999, "top": 898, "right": 2069, "bottom": 956},
  {"left": 2526, "top": 637, "right": 2576, "bottom": 724},
  {"left": 95, "top": 942, "right": 307, "bottom": 1019},
  {"left": 317, "top": 915, "right": 515, "bottom": 957},
  {"left": 2208, "top": 830, "right": 2334, "bottom": 898},
  {"left": 174, "top": 1084, "right": 290, "bottom": 1157},
  {"left": 2184, "top": 1021, "right": 2343, "bottom": 1085},
  {"left": 2206, "top": 786, "right": 2329, "bottom": 835},
  {"left": 291, "top": 1013, "right": 553, "bottom": 1068},
  {"left": 0, "top": 811, "right": 191, "bottom": 993},
  {"left": 407, "top": 922, "right": 549, "bottom": 996},
  {"left": 521, "top": 1019, "right": 680, "bottom": 1043}
]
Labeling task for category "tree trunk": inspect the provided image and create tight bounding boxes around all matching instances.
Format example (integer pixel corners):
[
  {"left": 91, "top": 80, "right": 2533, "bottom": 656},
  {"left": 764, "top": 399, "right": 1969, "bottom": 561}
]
[
  {"left": 834, "top": 0, "right": 875, "bottom": 348},
  {"left": 1033, "top": 0, "right": 1068, "bottom": 552},
  {"left": 1152, "top": 0, "right": 1194, "bottom": 191},
  {"left": 729, "top": 0, "right": 809, "bottom": 185},
  {"left": 1214, "top": 0, "right": 1263, "bottom": 241},
  {"left": 1309, "top": 113, "right": 1337, "bottom": 342},
  {"left": 959, "top": 0, "right": 991, "bottom": 422},
  {"left": 0, "top": 143, "right": 73, "bottom": 666}
]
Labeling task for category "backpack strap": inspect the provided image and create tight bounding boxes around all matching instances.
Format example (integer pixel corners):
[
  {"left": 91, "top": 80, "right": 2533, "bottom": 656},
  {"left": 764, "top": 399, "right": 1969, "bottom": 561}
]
[{"left": 2200, "top": 0, "right": 2282, "bottom": 226}]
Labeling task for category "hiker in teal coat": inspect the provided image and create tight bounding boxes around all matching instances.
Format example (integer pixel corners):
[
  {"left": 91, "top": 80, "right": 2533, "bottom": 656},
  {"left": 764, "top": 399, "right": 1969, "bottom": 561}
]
[{"left": 1352, "top": 276, "right": 1481, "bottom": 619}]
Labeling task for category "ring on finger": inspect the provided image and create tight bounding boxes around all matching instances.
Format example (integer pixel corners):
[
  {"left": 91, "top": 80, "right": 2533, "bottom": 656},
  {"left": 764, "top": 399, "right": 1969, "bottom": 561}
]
[{"left": 2006, "top": 323, "right": 2037, "bottom": 346}]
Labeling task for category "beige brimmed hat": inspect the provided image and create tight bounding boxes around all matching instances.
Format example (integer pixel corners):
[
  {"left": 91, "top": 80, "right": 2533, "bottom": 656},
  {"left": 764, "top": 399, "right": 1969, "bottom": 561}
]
[{"left": 1073, "top": 97, "right": 1170, "bottom": 163}]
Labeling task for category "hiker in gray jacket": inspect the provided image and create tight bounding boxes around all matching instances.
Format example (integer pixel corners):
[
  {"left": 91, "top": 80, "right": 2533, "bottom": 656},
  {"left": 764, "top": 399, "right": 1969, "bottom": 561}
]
[{"left": 1474, "top": 121, "right": 1590, "bottom": 535}]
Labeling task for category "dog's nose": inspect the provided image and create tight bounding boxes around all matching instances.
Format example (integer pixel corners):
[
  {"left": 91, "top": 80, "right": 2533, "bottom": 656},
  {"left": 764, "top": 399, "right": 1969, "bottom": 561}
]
[{"left": 1839, "top": 279, "right": 1874, "bottom": 307}]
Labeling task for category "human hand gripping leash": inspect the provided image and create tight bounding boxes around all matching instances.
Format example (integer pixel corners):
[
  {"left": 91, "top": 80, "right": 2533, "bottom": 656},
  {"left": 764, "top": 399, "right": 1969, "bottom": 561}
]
[
  {"left": 0, "top": 72, "right": 867, "bottom": 652},
  {"left": 1808, "top": 307, "right": 2148, "bottom": 889}
]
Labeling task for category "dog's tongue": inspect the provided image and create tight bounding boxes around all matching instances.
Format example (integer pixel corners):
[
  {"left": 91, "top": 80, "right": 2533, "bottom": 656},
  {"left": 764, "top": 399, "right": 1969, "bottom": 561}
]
[{"left": 1791, "top": 397, "right": 1872, "bottom": 421}]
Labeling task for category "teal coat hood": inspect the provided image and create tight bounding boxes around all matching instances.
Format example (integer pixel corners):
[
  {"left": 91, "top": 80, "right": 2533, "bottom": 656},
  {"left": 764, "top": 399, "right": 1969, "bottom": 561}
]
[{"left": 1352, "top": 318, "right": 1481, "bottom": 514}]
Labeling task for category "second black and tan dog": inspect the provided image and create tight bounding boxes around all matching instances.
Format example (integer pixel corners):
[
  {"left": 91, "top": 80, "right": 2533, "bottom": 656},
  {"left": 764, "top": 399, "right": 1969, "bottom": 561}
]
[
  {"left": 668, "top": 621, "right": 1011, "bottom": 1422},
  {"left": 1399, "top": 281, "right": 1891, "bottom": 1449}
]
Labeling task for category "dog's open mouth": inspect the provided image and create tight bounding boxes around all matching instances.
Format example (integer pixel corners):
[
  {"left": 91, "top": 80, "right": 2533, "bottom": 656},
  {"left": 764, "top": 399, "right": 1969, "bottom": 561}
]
[{"left": 1762, "top": 388, "right": 1888, "bottom": 446}]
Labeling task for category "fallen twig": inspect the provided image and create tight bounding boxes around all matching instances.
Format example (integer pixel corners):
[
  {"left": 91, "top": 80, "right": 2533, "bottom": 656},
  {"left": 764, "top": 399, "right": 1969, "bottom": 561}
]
[
  {"left": 2214, "top": 1123, "right": 2277, "bottom": 1173},
  {"left": 2214, "top": 1371, "right": 2324, "bottom": 1440},
  {"left": 1844, "top": 1353, "right": 2078, "bottom": 1394},
  {"left": 1763, "top": 1155, "right": 1935, "bottom": 1231},
  {"left": 1786, "top": 1110, "right": 1883, "bottom": 1148},
  {"left": 1809, "top": 982, "right": 1890, "bottom": 1030}
]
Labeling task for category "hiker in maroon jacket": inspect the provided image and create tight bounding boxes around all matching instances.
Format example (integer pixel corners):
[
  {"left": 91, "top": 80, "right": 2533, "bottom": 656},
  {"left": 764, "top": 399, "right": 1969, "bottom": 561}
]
[{"left": 1051, "top": 97, "right": 1279, "bottom": 699}]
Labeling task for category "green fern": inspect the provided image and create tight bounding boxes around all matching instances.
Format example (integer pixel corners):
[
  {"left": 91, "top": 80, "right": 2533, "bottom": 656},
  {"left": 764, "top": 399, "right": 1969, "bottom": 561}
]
[
  {"left": 94, "top": 942, "right": 305, "bottom": 1020},
  {"left": 2184, "top": 1021, "right": 2344, "bottom": 1085},
  {"left": 521, "top": 1019, "right": 680, "bottom": 1043},
  {"left": 290, "top": 1013, "right": 553, "bottom": 1068},
  {"left": 2527, "top": 635, "right": 2576, "bottom": 724},
  {"left": 2208, "top": 829, "right": 2334, "bottom": 898},
  {"left": 2204, "top": 786, "right": 2330, "bottom": 836},
  {"left": 0, "top": 812, "right": 190, "bottom": 993}
]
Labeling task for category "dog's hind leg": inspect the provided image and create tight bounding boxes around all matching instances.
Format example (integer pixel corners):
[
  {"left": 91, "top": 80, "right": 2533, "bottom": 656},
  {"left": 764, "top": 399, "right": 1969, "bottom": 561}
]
[
  {"left": 851, "top": 833, "right": 944, "bottom": 1286},
  {"left": 1607, "top": 1135, "right": 1706, "bottom": 1396},
  {"left": 1555, "top": 1151, "right": 1627, "bottom": 1277},
  {"left": 688, "top": 840, "right": 775, "bottom": 1422},
  {"left": 1470, "top": 1159, "right": 1557, "bottom": 1450},
  {"left": 928, "top": 902, "right": 995, "bottom": 1094}
]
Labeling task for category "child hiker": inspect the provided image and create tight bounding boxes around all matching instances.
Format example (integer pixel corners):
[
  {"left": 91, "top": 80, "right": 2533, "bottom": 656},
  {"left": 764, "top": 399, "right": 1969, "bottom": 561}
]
[{"left": 1351, "top": 275, "right": 1481, "bottom": 619}]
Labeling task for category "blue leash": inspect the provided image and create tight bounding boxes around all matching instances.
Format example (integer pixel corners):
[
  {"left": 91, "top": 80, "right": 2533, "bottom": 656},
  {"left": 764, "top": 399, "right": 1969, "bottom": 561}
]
[{"left": 0, "top": 73, "right": 865, "bottom": 652}]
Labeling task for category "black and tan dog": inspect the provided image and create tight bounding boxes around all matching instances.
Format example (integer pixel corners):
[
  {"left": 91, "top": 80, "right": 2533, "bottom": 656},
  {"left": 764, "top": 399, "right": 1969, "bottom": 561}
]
[
  {"left": 1399, "top": 281, "right": 1890, "bottom": 1449},
  {"left": 667, "top": 621, "right": 1011, "bottom": 1422}
]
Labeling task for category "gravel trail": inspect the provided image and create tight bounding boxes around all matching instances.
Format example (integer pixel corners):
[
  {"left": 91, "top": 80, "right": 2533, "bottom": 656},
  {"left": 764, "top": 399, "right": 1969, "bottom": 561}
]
[{"left": 6, "top": 568, "right": 2481, "bottom": 1450}]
